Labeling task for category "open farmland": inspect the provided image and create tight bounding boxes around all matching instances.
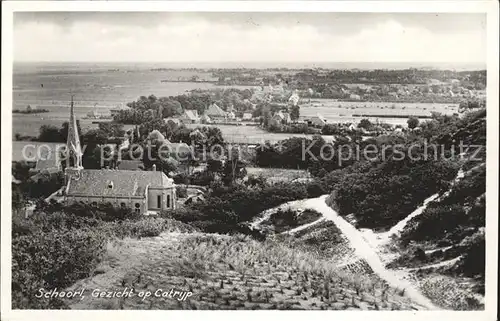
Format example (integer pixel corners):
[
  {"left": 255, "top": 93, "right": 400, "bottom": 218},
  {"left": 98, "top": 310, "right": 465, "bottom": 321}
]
[
  {"left": 12, "top": 105, "right": 119, "bottom": 137},
  {"left": 185, "top": 124, "right": 335, "bottom": 145},
  {"left": 301, "top": 99, "right": 459, "bottom": 127}
]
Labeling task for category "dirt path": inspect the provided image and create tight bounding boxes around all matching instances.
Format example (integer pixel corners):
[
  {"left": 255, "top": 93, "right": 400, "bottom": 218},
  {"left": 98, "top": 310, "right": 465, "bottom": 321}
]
[
  {"left": 308, "top": 195, "right": 438, "bottom": 309},
  {"left": 254, "top": 195, "right": 439, "bottom": 310},
  {"left": 282, "top": 217, "right": 326, "bottom": 235},
  {"left": 405, "top": 256, "right": 463, "bottom": 272}
]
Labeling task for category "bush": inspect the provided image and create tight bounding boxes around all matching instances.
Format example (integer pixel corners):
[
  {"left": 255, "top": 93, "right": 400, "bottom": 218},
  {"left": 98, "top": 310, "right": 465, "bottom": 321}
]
[
  {"left": 331, "top": 159, "right": 459, "bottom": 229},
  {"left": 454, "top": 230, "right": 485, "bottom": 279},
  {"left": 176, "top": 186, "right": 188, "bottom": 198},
  {"left": 108, "top": 218, "right": 164, "bottom": 238},
  {"left": 12, "top": 228, "right": 106, "bottom": 309},
  {"left": 161, "top": 182, "right": 317, "bottom": 236},
  {"left": 11, "top": 205, "right": 196, "bottom": 309},
  {"left": 39, "top": 202, "right": 137, "bottom": 222}
]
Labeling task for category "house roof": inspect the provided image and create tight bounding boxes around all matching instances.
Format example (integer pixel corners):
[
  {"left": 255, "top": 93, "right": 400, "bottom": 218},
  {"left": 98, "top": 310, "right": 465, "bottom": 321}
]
[
  {"left": 242, "top": 113, "right": 253, "bottom": 120},
  {"left": 273, "top": 111, "right": 291, "bottom": 121},
  {"left": 206, "top": 103, "right": 226, "bottom": 117},
  {"left": 35, "top": 157, "right": 61, "bottom": 171},
  {"left": 310, "top": 114, "right": 327, "bottom": 123},
  {"left": 66, "top": 169, "right": 174, "bottom": 197},
  {"left": 29, "top": 168, "right": 61, "bottom": 182},
  {"left": 182, "top": 110, "right": 200, "bottom": 121},
  {"left": 147, "top": 130, "right": 167, "bottom": 142}
]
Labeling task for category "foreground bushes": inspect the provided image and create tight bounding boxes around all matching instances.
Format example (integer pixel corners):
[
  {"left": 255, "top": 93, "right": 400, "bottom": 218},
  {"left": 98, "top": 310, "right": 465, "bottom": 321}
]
[
  {"left": 12, "top": 204, "right": 197, "bottom": 309},
  {"left": 12, "top": 228, "right": 106, "bottom": 309}
]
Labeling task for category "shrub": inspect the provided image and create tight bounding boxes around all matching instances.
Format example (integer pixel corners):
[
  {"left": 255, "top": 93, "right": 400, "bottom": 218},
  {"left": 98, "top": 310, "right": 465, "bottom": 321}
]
[
  {"left": 176, "top": 186, "right": 188, "bottom": 198},
  {"left": 12, "top": 228, "right": 106, "bottom": 309}
]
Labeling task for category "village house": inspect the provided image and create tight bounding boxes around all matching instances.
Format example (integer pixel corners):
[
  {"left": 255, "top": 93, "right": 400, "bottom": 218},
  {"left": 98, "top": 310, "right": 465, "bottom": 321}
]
[
  {"left": 164, "top": 117, "right": 183, "bottom": 127},
  {"left": 63, "top": 99, "right": 177, "bottom": 215},
  {"left": 200, "top": 114, "right": 212, "bottom": 124},
  {"left": 179, "top": 109, "right": 200, "bottom": 124},
  {"left": 269, "top": 110, "right": 291, "bottom": 127},
  {"left": 110, "top": 105, "right": 131, "bottom": 118},
  {"left": 242, "top": 113, "right": 253, "bottom": 122},
  {"left": 308, "top": 114, "right": 328, "bottom": 127},
  {"left": 288, "top": 92, "right": 300, "bottom": 106},
  {"left": 205, "top": 103, "right": 227, "bottom": 121}
]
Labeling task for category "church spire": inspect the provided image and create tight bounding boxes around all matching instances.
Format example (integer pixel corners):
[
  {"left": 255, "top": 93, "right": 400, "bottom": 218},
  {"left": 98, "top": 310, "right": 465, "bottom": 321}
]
[{"left": 66, "top": 95, "right": 83, "bottom": 169}]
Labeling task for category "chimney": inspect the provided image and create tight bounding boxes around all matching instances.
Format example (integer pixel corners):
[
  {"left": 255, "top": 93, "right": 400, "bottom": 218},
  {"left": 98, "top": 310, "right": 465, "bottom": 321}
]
[{"left": 152, "top": 164, "right": 156, "bottom": 171}]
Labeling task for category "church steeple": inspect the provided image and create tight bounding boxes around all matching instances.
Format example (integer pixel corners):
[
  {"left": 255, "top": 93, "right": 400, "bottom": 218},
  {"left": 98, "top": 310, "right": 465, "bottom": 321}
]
[{"left": 66, "top": 95, "right": 83, "bottom": 170}]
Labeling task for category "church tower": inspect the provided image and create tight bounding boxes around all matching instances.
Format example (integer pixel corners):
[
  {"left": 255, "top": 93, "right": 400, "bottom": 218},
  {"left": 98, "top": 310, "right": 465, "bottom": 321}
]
[{"left": 65, "top": 96, "right": 83, "bottom": 183}]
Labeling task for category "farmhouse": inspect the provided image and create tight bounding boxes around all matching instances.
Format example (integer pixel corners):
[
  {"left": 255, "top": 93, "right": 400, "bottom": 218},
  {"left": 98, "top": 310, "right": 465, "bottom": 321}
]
[
  {"left": 308, "top": 114, "right": 327, "bottom": 127},
  {"left": 64, "top": 99, "right": 176, "bottom": 214},
  {"left": 200, "top": 114, "right": 212, "bottom": 124},
  {"left": 242, "top": 113, "right": 253, "bottom": 121},
  {"left": 288, "top": 92, "right": 300, "bottom": 106},
  {"left": 179, "top": 109, "right": 200, "bottom": 124},
  {"left": 110, "top": 105, "right": 130, "bottom": 117},
  {"left": 205, "top": 103, "right": 228, "bottom": 120},
  {"left": 269, "top": 111, "right": 291, "bottom": 127}
]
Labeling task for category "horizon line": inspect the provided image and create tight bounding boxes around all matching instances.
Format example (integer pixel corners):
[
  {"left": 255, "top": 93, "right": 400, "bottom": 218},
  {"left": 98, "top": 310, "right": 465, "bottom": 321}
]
[{"left": 13, "top": 61, "right": 487, "bottom": 70}]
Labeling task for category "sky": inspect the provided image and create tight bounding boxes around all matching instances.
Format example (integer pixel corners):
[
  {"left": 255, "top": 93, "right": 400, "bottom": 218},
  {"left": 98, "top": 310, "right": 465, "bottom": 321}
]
[{"left": 13, "top": 12, "right": 487, "bottom": 65}]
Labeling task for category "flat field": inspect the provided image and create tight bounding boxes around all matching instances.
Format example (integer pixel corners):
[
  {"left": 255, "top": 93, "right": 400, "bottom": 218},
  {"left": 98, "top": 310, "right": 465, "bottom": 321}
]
[
  {"left": 300, "top": 99, "right": 459, "bottom": 126},
  {"left": 185, "top": 124, "right": 335, "bottom": 145}
]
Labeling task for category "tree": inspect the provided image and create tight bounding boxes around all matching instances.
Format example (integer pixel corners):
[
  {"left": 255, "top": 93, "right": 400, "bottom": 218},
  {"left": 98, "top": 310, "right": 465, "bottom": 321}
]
[
  {"left": 59, "top": 121, "right": 83, "bottom": 142},
  {"left": 97, "top": 123, "right": 125, "bottom": 138},
  {"left": 39, "top": 125, "right": 64, "bottom": 142},
  {"left": 322, "top": 123, "right": 341, "bottom": 135},
  {"left": 358, "top": 119, "right": 373, "bottom": 130},
  {"left": 158, "top": 97, "right": 183, "bottom": 118},
  {"left": 407, "top": 116, "right": 420, "bottom": 130},
  {"left": 222, "top": 147, "right": 247, "bottom": 185},
  {"left": 290, "top": 105, "right": 300, "bottom": 121}
]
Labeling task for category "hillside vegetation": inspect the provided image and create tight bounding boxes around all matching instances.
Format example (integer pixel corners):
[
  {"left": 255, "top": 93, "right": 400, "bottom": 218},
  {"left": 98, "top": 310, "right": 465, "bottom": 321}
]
[
  {"left": 63, "top": 232, "right": 421, "bottom": 310},
  {"left": 323, "top": 109, "right": 486, "bottom": 309}
]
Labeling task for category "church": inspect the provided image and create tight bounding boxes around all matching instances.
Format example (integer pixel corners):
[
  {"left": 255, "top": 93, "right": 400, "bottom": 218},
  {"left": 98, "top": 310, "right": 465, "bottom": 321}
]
[{"left": 63, "top": 99, "right": 176, "bottom": 214}]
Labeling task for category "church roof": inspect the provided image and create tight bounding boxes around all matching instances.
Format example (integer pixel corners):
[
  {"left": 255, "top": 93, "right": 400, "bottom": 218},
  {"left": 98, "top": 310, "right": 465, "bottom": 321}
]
[
  {"left": 66, "top": 169, "right": 174, "bottom": 197},
  {"left": 117, "top": 160, "right": 143, "bottom": 171}
]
